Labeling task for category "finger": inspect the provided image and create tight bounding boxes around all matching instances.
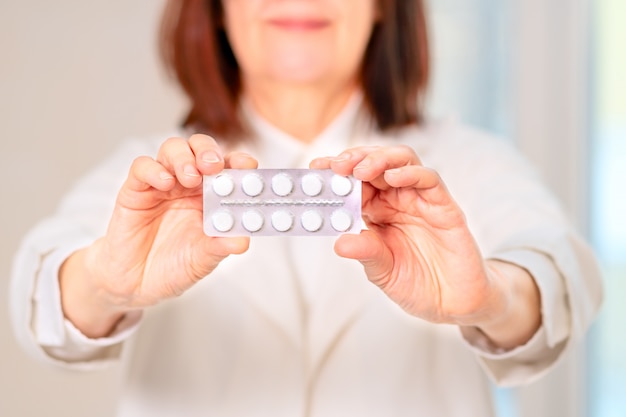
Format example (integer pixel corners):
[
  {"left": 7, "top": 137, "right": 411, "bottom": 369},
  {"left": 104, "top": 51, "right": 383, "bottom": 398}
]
[
  {"left": 188, "top": 134, "right": 225, "bottom": 175},
  {"left": 309, "top": 156, "right": 332, "bottom": 170},
  {"left": 117, "top": 157, "right": 176, "bottom": 209},
  {"left": 224, "top": 151, "right": 259, "bottom": 170},
  {"left": 351, "top": 145, "right": 422, "bottom": 182},
  {"left": 334, "top": 230, "right": 394, "bottom": 286},
  {"left": 309, "top": 147, "right": 383, "bottom": 173},
  {"left": 203, "top": 236, "right": 251, "bottom": 259},
  {"left": 156, "top": 137, "right": 203, "bottom": 188},
  {"left": 124, "top": 156, "right": 175, "bottom": 193},
  {"left": 383, "top": 165, "right": 451, "bottom": 205},
  {"left": 325, "top": 145, "right": 422, "bottom": 190}
]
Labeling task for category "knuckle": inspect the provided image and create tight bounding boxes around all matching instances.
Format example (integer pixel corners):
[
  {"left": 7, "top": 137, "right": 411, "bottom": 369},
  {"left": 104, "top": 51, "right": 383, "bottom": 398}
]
[
  {"left": 189, "top": 133, "right": 217, "bottom": 146},
  {"left": 397, "top": 144, "right": 421, "bottom": 165},
  {"left": 131, "top": 155, "right": 151, "bottom": 168},
  {"left": 157, "top": 137, "right": 185, "bottom": 158},
  {"left": 360, "top": 145, "right": 381, "bottom": 155},
  {"left": 162, "top": 136, "right": 185, "bottom": 148}
]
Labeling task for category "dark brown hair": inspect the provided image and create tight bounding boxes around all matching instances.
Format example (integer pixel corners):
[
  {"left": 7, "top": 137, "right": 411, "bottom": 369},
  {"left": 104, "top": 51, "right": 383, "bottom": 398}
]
[{"left": 160, "top": 0, "right": 429, "bottom": 140}]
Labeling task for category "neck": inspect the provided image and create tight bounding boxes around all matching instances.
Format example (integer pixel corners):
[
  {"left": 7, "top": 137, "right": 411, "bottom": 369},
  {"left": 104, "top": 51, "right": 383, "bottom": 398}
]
[{"left": 244, "top": 79, "right": 359, "bottom": 143}]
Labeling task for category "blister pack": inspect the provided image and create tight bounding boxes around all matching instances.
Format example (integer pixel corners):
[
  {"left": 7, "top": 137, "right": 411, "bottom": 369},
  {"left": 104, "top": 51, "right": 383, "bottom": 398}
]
[{"left": 203, "top": 169, "right": 362, "bottom": 236}]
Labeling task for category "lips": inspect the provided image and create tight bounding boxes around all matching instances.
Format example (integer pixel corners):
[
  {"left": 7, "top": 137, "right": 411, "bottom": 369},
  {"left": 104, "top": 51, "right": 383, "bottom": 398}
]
[{"left": 268, "top": 18, "right": 330, "bottom": 31}]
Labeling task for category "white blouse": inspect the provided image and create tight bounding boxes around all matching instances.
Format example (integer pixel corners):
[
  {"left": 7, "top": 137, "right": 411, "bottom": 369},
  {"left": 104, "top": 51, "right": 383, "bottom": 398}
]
[{"left": 10, "top": 95, "right": 603, "bottom": 417}]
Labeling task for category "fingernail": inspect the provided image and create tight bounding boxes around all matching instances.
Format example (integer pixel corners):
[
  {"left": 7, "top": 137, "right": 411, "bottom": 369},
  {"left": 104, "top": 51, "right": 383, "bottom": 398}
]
[
  {"left": 331, "top": 152, "right": 351, "bottom": 163},
  {"left": 159, "top": 171, "right": 174, "bottom": 180},
  {"left": 386, "top": 168, "right": 402, "bottom": 175},
  {"left": 184, "top": 164, "right": 199, "bottom": 177},
  {"left": 354, "top": 161, "right": 370, "bottom": 170},
  {"left": 202, "top": 151, "right": 221, "bottom": 164}
]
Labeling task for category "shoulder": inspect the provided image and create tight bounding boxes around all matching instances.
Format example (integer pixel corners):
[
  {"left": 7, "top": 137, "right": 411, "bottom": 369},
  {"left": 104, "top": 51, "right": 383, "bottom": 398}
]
[
  {"left": 382, "top": 119, "right": 537, "bottom": 177},
  {"left": 391, "top": 118, "right": 519, "bottom": 158},
  {"left": 60, "top": 130, "right": 184, "bottom": 198}
]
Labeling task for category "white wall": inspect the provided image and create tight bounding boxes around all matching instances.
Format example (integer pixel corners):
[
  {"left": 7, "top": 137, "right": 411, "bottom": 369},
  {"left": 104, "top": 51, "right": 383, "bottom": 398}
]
[{"left": 0, "top": 1, "right": 184, "bottom": 416}]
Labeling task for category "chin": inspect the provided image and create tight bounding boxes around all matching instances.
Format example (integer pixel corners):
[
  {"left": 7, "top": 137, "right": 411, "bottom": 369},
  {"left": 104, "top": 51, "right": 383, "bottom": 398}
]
[
  {"left": 267, "top": 57, "right": 335, "bottom": 84},
  {"left": 270, "top": 70, "right": 328, "bottom": 85}
]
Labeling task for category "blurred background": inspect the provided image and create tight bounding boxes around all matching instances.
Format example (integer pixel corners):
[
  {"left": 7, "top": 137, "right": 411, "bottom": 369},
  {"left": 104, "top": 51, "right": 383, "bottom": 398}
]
[{"left": 1, "top": 0, "right": 624, "bottom": 416}]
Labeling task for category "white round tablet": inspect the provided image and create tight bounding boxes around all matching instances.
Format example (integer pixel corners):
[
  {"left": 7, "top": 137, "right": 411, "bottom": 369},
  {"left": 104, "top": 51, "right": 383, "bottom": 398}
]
[
  {"left": 271, "top": 210, "right": 294, "bottom": 232},
  {"left": 301, "top": 210, "right": 324, "bottom": 232},
  {"left": 211, "top": 210, "right": 235, "bottom": 232},
  {"left": 212, "top": 174, "right": 235, "bottom": 197},
  {"left": 301, "top": 173, "right": 324, "bottom": 197},
  {"left": 241, "top": 173, "right": 264, "bottom": 197},
  {"left": 330, "top": 209, "right": 353, "bottom": 232},
  {"left": 242, "top": 209, "right": 264, "bottom": 232},
  {"left": 331, "top": 175, "right": 353, "bottom": 196},
  {"left": 271, "top": 172, "right": 294, "bottom": 196}
]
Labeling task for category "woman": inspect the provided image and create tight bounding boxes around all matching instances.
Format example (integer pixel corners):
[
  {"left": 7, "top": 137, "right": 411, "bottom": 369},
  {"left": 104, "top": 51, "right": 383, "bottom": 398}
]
[{"left": 10, "top": 0, "right": 602, "bottom": 416}]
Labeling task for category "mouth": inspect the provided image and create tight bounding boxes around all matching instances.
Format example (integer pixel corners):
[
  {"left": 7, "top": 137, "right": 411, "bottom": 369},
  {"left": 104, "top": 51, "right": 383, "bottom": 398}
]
[{"left": 268, "top": 18, "right": 330, "bottom": 31}]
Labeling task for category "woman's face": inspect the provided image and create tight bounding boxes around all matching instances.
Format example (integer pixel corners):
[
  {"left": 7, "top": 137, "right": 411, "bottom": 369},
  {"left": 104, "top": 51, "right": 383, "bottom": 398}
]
[{"left": 222, "top": 0, "right": 378, "bottom": 89}]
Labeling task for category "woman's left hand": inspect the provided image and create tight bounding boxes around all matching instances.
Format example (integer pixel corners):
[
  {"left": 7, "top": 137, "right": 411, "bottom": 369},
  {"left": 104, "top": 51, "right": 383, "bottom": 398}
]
[{"left": 311, "top": 145, "right": 540, "bottom": 349}]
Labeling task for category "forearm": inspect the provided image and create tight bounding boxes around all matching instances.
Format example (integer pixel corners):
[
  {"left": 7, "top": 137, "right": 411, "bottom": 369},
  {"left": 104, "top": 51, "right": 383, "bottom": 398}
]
[
  {"left": 464, "top": 260, "right": 542, "bottom": 351},
  {"left": 59, "top": 244, "right": 128, "bottom": 339}
]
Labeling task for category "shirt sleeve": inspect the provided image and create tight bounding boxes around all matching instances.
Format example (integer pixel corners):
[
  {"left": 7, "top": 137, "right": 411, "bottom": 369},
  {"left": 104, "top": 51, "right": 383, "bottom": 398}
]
[
  {"left": 33, "top": 239, "right": 142, "bottom": 367},
  {"left": 420, "top": 123, "right": 604, "bottom": 386},
  {"left": 9, "top": 138, "right": 160, "bottom": 368},
  {"left": 459, "top": 239, "right": 601, "bottom": 386}
]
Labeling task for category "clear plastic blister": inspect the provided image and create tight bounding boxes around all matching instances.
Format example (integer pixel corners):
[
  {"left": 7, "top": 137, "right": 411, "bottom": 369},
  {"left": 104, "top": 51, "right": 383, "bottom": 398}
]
[{"left": 203, "top": 169, "right": 362, "bottom": 236}]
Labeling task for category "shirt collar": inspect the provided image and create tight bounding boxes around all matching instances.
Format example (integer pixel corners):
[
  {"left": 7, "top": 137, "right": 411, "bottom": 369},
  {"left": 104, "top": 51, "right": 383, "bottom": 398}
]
[{"left": 239, "top": 91, "right": 368, "bottom": 168}]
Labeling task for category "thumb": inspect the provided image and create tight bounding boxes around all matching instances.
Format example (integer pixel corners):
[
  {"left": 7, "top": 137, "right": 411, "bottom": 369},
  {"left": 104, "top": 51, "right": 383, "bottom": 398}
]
[
  {"left": 334, "top": 230, "right": 394, "bottom": 286},
  {"left": 193, "top": 236, "right": 251, "bottom": 276}
]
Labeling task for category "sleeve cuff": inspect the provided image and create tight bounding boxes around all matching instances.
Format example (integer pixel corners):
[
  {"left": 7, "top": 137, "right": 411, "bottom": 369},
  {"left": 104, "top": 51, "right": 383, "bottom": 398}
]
[
  {"left": 458, "top": 249, "right": 571, "bottom": 386},
  {"left": 63, "top": 310, "right": 143, "bottom": 348},
  {"left": 460, "top": 324, "right": 567, "bottom": 386},
  {"left": 32, "top": 241, "right": 142, "bottom": 364},
  {"left": 489, "top": 248, "right": 570, "bottom": 348}
]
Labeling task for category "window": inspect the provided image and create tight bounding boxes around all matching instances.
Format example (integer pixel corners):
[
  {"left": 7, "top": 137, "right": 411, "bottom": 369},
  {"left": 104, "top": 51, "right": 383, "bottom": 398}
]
[
  {"left": 427, "top": 0, "right": 625, "bottom": 416},
  {"left": 427, "top": 0, "right": 512, "bottom": 137},
  {"left": 588, "top": 0, "right": 626, "bottom": 415}
]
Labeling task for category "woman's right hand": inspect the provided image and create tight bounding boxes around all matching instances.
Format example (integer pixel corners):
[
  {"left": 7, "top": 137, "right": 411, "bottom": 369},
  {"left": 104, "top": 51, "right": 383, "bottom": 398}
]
[{"left": 59, "top": 134, "right": 256, "bottom": 338}]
